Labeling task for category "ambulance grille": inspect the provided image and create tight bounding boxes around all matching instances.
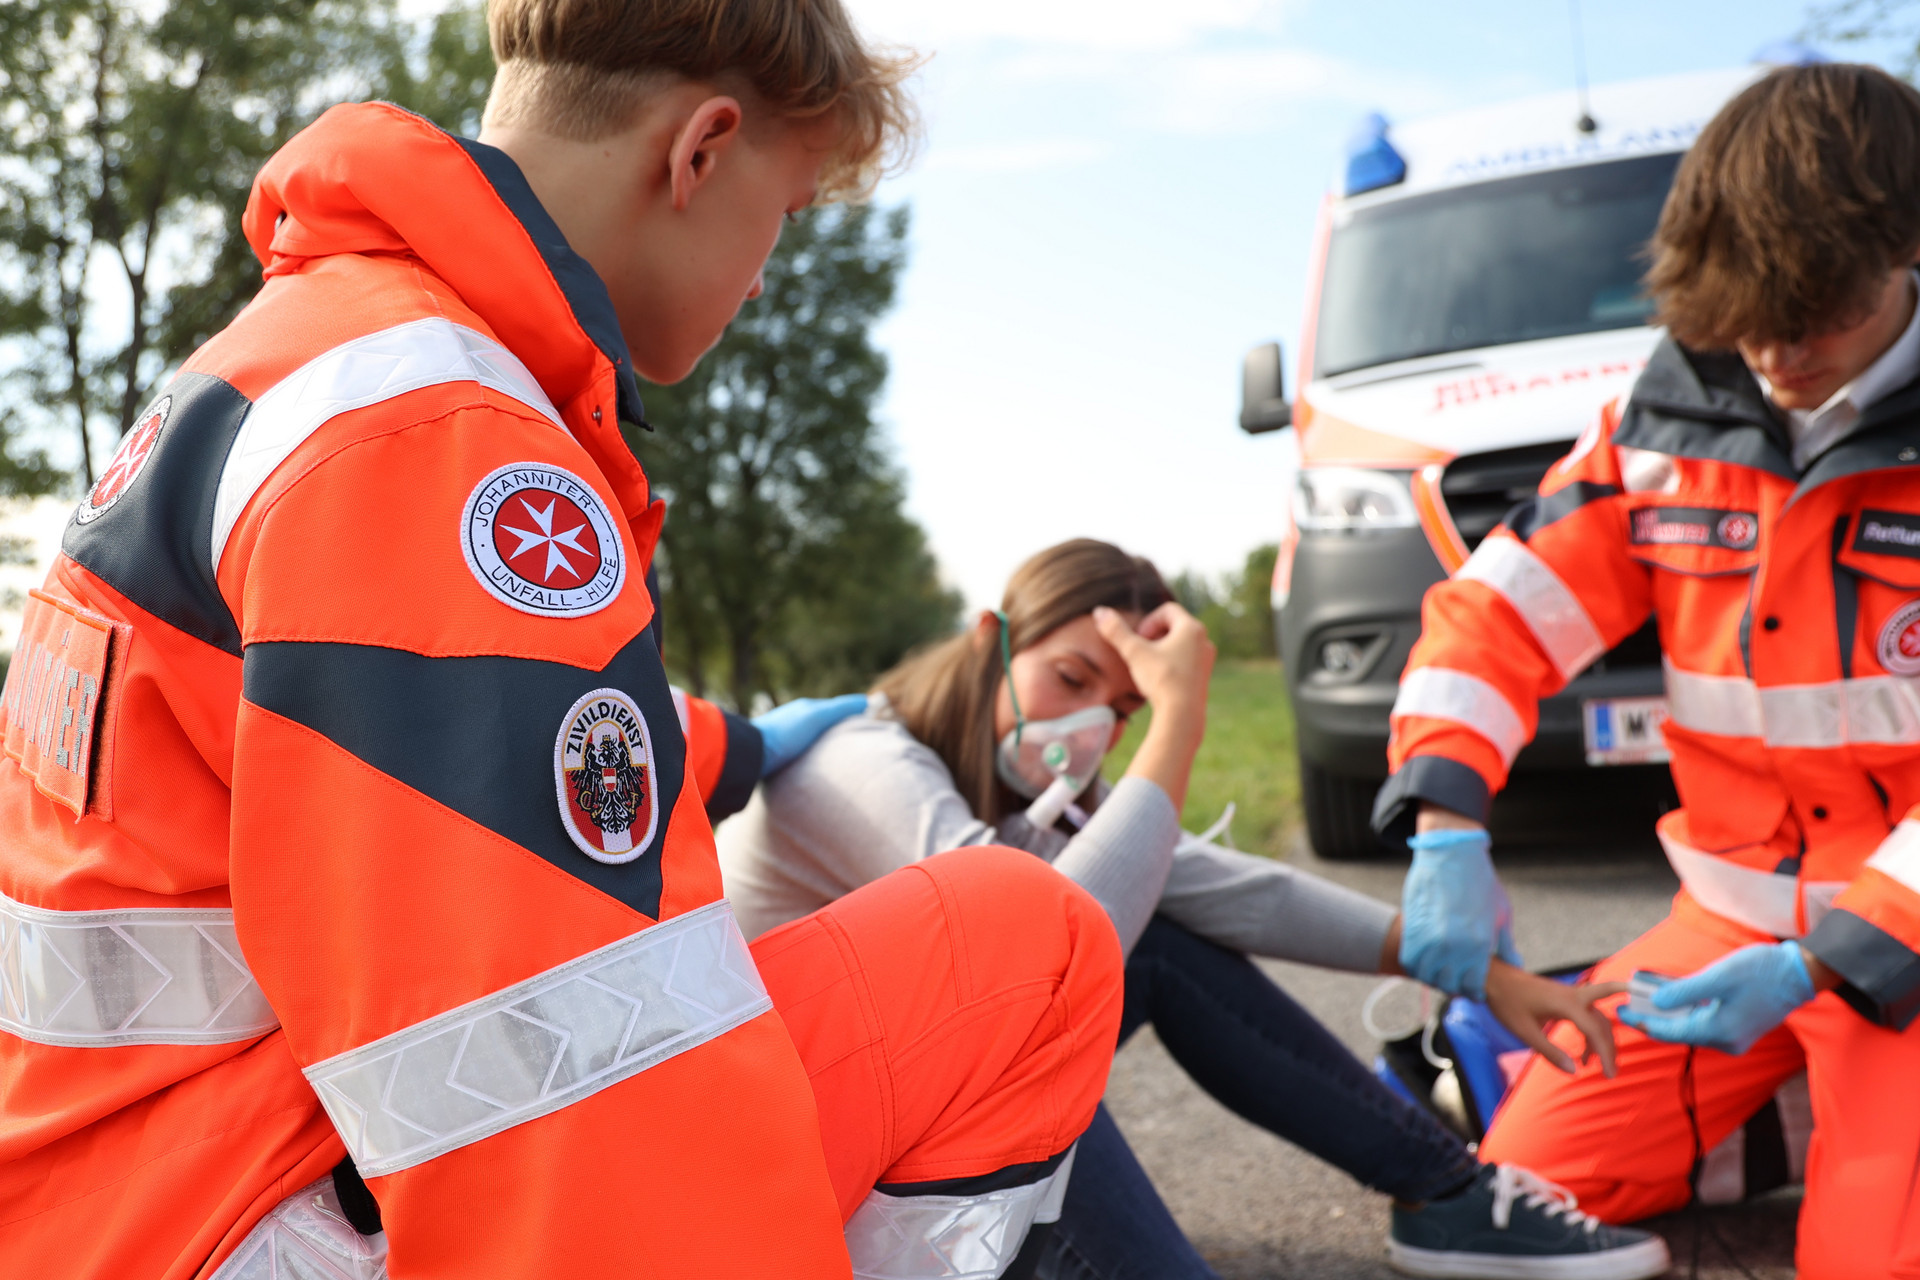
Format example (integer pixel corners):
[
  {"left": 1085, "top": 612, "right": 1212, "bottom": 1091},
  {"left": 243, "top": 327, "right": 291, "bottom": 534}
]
[
  {"left": 1441, "top": 439, "right": 1661, "bottom": 673},
  {"left": 1439, "top": 440, "right": 1577, "bottom": 551}
]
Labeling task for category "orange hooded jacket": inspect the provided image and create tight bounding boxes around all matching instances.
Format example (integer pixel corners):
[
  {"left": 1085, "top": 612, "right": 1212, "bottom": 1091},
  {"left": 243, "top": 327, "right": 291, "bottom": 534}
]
[
  {"left": 1378, "top": 336, "right": 1920, "bottom": 1029},
  {"left": 0, "top": 103, "right": 847, "bottom": 1277}
]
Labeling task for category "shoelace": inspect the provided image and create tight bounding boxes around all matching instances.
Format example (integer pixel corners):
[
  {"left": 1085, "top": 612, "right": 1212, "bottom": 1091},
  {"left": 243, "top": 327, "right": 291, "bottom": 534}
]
[{"left": 1490, "top": 1164, "right": 1602, "bottom": 1235}]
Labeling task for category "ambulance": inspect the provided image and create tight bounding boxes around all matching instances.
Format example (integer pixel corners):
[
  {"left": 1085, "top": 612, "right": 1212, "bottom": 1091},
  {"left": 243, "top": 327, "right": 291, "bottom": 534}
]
[{"left": 1243, "top": 62, "right": 1786, "bottom": 858}]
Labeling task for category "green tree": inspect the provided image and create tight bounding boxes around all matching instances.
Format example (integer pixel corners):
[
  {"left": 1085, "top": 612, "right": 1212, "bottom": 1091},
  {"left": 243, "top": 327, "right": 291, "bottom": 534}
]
[
  {"left": 1170, "top": 544, "right": 1280, "bottom": 661},
  {"left": 0, "top": 0, "right": 491, "bottom": 488},
  {"left": 635, "top": 203, "right": 961, "bottom": 709}
]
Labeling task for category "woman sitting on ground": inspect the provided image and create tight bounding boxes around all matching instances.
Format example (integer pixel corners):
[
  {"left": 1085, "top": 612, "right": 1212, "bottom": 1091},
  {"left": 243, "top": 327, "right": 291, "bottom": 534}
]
[{"left": 719, "top": 539, "right": 1668, "bottom": 1280}]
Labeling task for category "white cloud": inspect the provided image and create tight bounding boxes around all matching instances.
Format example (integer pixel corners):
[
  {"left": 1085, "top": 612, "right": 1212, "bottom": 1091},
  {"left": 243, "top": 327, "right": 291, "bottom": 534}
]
[
  {"left": 847, "top": 0, "right": 1296, "bottom": 52},
  {"left": 921, "top": 137, "right": 1112, "bottom": 174}
]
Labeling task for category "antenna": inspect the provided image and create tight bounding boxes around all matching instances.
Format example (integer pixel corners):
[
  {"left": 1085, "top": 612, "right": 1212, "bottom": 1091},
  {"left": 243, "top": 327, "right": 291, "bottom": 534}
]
[{"left": 1570, "top": 0, "right": 1597, "bottom": 133}]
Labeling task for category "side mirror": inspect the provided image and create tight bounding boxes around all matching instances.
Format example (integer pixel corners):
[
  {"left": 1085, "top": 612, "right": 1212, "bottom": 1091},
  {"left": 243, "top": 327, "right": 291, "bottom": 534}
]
[{"left": 1240, "top": 341, "right": 1292, "bottom": 435}]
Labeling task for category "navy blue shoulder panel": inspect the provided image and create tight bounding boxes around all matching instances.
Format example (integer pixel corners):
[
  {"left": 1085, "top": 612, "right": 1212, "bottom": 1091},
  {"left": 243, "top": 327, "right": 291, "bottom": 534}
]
[
  {"left": 454, "top": 137, "right": 648, "bottom": 430},
  {"left": 242, "top": 631, "right": 684, "bottom": 918},
  {"left": 61, "top": 372, "right": 248, "bottom": 656}
]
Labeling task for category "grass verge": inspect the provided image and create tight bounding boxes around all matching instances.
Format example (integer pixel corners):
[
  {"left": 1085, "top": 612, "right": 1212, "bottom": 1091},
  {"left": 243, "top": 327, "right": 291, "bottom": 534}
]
[{"left": 1105, "top": 658, "right": 1300, "bottom": 858}]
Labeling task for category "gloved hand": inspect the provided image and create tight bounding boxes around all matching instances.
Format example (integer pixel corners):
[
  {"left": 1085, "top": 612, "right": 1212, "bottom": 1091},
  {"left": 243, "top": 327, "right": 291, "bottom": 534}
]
[
  {"left": 1617, "top": 940, "right": 1814, "bottom": 1055},
  {"left": 752, "top": 694, "right": 869, "bottom": 777},
  {"left": 1399, "top": 826, "right": 1521, "bottom": 1002}
]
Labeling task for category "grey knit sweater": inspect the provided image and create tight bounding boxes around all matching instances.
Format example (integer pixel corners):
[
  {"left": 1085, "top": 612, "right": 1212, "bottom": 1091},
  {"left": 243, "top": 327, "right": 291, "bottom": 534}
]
[{"left": 716, "top": 711, "right": 1396, "bottom": 969}]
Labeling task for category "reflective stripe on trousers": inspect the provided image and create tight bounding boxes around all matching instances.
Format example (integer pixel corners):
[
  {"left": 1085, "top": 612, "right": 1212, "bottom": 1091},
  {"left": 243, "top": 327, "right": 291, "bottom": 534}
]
[
  {"left": 306, "top": 899, "right": 771, "bottom": 1177},
  {"left": 0, "top": 892, "right": 277, "bottom": 1046},
  {"left": 1658, "top": 831, "right": 1846, "bottom": 939},
  {"left": 209, "top": 1178, "right": 387, "bottom": 1280},
  {"left": 845, "top": 1145, "right": 1076, "bottom": 1280},
  {"left": 1663, "top": 659, "right": 1920, "bottom": 747}
]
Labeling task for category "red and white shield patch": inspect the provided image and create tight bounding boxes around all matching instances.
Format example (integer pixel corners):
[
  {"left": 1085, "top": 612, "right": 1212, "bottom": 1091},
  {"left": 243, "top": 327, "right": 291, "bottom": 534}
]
[
  {"left": 1879, "top": 600, "right": 1920, "bottom": 677},
  {"left": 75, "top": 396, "right": 169, "bottom": 525},
  {"left": 555, "top": 688, "right": 658, "bottom": 864},
  {"left": 462, "top": 462, "right": 625, "bottom": 617}
]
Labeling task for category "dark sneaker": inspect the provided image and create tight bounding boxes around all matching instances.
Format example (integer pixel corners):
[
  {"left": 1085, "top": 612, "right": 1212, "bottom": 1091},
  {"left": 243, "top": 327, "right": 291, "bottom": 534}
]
[{"left": 1388, "top": 1164, "right": 1670, "bottom": 1279}]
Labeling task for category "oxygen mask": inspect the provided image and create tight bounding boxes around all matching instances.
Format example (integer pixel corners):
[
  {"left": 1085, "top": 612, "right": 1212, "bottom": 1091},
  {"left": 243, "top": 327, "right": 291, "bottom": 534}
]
[{"left": 993, "top": 610, "right": 1118, "bottom": 828}]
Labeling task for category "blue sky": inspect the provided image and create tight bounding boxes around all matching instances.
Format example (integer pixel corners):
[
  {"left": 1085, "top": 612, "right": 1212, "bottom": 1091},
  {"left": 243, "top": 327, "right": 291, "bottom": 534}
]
[{"left": 839, "top": 0, "right": 1909, "bottom": 610}]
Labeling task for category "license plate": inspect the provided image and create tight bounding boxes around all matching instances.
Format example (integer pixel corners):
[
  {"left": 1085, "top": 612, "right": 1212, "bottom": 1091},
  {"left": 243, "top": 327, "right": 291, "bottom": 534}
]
[{"left": 1582, "top": 696, "right": 1671, "bottom": 766}]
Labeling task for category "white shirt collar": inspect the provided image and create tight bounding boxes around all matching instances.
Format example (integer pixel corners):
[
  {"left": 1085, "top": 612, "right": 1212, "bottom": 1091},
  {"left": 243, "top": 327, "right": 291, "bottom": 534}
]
[{"left": 1756, "top": 270, "right": 1920, "bottom": 468}]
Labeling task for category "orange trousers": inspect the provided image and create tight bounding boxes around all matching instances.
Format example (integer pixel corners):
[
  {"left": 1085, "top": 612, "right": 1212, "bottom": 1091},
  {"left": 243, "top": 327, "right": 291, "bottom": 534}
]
[
  {"left": 1481, "top": 896, "right": 1920, "bottom": 1280},
  {"left": 753, "top": 844, "right": 1123, "bottom": 1219}
]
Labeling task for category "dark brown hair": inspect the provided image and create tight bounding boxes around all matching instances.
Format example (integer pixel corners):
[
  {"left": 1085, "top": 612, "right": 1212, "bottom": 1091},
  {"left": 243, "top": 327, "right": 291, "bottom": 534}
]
[
  {"left": 874, "top": 539, "right": 1172, "bottom": 823},
  {"left": 1646, "top": 63, "right": 1920, "bottom": 348},
  {"left": 485, "top": 0, "right": 919, "bottom": 199}
]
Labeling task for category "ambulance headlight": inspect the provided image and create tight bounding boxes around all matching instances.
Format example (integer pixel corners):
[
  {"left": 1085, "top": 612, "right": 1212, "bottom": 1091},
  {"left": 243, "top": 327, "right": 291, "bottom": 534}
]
[{"left": 1293, "top": 467, "right": 1418, "bottom": 532}]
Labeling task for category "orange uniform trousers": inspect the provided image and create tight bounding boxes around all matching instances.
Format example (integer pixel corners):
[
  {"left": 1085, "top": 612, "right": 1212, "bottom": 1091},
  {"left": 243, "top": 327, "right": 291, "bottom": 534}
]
[
  {"left": 1481, "top": 895, "right": 1920, "bottom": 1280},
  {"left": 754, "top": 844, "right": 1122, "bottom": 1218}
]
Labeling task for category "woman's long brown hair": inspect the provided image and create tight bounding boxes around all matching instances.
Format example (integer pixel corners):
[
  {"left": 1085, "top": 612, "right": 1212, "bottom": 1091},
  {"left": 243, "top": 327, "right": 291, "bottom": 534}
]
[{"left": 874, "top": 539, "right": 1172, "bottom": 822}]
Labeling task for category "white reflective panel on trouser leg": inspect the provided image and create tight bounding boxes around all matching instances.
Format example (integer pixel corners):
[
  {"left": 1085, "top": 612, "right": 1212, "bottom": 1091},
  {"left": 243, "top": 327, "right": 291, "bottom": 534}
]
[
  {"left": 210, "top": 1178, "right": 388, "bottom": 1280},
  {"left": 846, "top": 1145, "right": 1077, "bottom": 1280},
  {"left": 0, "top": 893, "right": 278, "bottom": 1046},
  {"left": 305, "top": 900, "right": 770, "bottom": 1178}
]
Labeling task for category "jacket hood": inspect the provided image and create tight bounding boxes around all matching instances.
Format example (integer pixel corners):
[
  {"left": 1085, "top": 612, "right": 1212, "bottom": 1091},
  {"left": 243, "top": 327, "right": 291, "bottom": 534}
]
[{"left": 242, "top": 102, "right": 649, "bottom": 440}]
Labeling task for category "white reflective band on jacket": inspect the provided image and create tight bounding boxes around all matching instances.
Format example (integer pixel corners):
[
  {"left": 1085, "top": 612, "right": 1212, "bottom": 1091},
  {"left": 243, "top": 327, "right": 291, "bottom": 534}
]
[
  {"left": 1867, "top": 820, "right": 1920, "bottom": 895},
  {"left": 1664, "top": 660, "right": 1920, "bottom": 748},
  {"left": 1392, "top": 667, "right": 1528, "bottom": 767},
  {"left": 1658, "top": 831, "right": 1847, "bottom": 939},
  {"left": 306, "top": 899, "right": 769, "bottom": 1178},
  {"left": 0, "top": 892, "right": 277, "bottom": 1046},
  {"left": 1456, "top": 537, "right": 1606, "bottom": 682},
  {"left": 845, "top": 1145, "right": 1076, "bottom": 1280},
  {"left": 210, "top": 316, "right": 565, "bottom": 574},
  {"left": 210, "top": 1178, "right": 387, "bottom": 1280}
]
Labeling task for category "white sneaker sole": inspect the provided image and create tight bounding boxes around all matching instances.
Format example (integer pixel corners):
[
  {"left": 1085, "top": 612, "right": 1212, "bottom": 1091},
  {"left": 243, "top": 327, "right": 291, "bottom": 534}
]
[{"left": 1388, "top": 1236, "right": 1671, "bottom": 1280}]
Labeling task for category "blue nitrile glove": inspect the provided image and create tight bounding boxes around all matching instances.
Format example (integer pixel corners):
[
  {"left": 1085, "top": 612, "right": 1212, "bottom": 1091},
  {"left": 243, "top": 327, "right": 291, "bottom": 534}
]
[
  {"left": 1617, "top": 940, "right": 1815, "bottom": 1056},
  {"left": 751, "top": 694, "right": 869, "bottom": 777},
  {"left": 1400, "top": 827, "right": 1522, "bottom": 1002}
]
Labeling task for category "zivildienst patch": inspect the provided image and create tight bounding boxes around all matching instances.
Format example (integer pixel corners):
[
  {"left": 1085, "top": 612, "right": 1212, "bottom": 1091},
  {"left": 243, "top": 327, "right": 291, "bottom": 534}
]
[
  {"left": 1879, "top": 600, "right": 1920, "bottom": 677},
  {"left": 75, "top": 396, "right": 169, "bottom": 526},
  {"left": 555, "top": 688, "right": 659, "bottom": 864},
  {"left": 462, "top": 463, "right": 624, "bottom": 617}
]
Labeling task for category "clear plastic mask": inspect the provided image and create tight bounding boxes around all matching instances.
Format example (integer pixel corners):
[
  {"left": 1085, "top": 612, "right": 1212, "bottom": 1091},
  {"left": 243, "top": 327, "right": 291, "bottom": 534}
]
[{"left": 995, "top": 704, "right": 1117, "bottom": 800}]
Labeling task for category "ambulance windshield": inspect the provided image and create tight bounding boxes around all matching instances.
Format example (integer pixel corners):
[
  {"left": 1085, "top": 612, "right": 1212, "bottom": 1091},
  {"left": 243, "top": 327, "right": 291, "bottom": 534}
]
[{"left": 1315, "top": 151, "right": 1682, "bottom": 378}]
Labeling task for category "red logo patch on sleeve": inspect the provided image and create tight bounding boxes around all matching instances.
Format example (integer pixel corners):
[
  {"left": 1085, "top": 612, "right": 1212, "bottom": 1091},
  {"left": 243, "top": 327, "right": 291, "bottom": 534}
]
[
  {"left": 1, "top": 591, "right": 126, "bottom": 817},
  {"left": 76, "top": 396, "right": 169, "bottom": 526},
  {"left": 462, "top": 463, "right": 625, "bottom": 618},
  {"left": 555, "top": 688, "right": 659, "bottom": 864}
]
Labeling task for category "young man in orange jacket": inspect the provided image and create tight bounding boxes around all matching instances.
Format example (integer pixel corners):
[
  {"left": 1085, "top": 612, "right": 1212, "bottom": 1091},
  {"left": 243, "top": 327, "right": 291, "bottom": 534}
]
[
  {"left": 1377, "top": 63, "right": 1920, "bottom": 1278},
  {"left": 0, "top": 3, "right": 1126, "bottom": 1276}
]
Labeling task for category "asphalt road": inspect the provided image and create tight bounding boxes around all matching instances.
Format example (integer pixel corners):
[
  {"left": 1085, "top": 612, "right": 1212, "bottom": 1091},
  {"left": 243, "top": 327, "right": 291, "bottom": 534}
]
[{"left": 1101, "top": 769, "right": 1801, "bottom": 1279}]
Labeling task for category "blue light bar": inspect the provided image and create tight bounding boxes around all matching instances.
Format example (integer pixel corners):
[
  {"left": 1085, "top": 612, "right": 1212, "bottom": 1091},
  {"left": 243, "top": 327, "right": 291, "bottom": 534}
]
[
  {"left": 1343, "top": 111, "right": 1406, "bottom": 198},
  {"left": 1751, "top": 40, "right": 1827, "bottom": 65}
]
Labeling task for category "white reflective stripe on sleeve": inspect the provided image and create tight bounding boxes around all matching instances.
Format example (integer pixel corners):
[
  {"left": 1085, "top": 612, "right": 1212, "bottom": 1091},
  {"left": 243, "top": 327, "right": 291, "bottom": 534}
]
[
  {"left": 1663, "top": 660, "right": 1765, "bottom": 739},
  {"left": 209, "top": 1177, "right": 387, "bottom": 1280},
  {"left": 1665, "top": 662, "right": 1920, "bottom": 748},
  {"left": 210, "top": 317, "right": 566, "bottom": 574},
  {"left": 670, "top": 685, "right": 692, "bottom": 734},
  {"left": 846, "top": 1145, "right": 1077, "bottom": 1280},
  {"left": 1657, "top": 832, "right": 1847, "bottom": 939},
  {"left": 306, "top": 899, "right": 769, "bottom": 1178},
  {"left": 1455, "top": 536, "right": 1606, "bottom": 680},
  {"left": 1392, "top": 667, "right": 1528, "bottom": 766},
  {"left": 1866, "top": 821, "right": 1920, "bottom": 896},
  {"left": 0, "top": 893, "right": 278, "bottom": 1046}
]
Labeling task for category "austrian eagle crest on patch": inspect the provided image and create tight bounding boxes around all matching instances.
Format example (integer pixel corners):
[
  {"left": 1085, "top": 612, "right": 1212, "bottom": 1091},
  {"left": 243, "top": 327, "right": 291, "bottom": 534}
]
[{"left": 555, "top": 688, "right": 658, "bottom": 864}]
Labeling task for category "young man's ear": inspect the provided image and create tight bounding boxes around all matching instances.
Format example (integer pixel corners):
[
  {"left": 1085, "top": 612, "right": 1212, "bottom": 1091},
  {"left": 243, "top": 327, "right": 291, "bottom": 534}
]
[{"left": 667, "top": 96, "right": 744, "bottom": 212}]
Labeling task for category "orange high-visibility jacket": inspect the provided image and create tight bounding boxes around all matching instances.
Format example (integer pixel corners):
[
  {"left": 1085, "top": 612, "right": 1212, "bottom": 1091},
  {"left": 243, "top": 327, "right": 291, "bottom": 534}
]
[
  {"left": 1378, "top": 337, "right": 1920, "bottom": 1029},
  {"left": 0, "top": 103, "right": 848, "bottom": 1277}
]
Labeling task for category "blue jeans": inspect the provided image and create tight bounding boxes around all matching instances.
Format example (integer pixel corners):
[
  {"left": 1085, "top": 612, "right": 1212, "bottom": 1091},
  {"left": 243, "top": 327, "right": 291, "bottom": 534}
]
[{"left": 1038, "top": 916, "right": 1480, "bottom": 1280}]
